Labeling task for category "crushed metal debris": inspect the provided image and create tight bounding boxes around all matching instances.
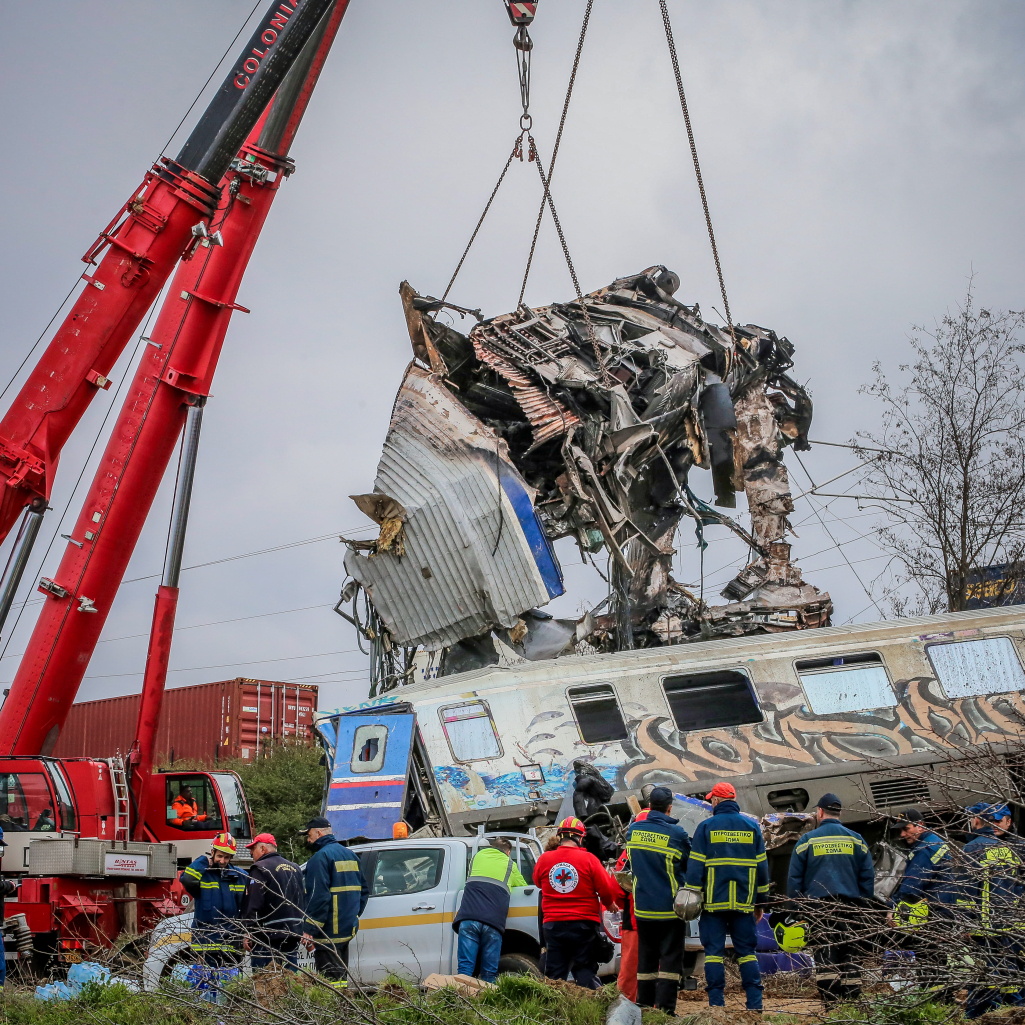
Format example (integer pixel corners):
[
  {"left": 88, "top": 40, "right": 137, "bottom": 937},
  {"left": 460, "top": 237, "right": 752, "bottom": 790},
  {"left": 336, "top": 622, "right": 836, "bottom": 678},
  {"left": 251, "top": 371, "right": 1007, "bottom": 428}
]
[{"left": 340, "top": 266, "right": 831, "bottom": 691}]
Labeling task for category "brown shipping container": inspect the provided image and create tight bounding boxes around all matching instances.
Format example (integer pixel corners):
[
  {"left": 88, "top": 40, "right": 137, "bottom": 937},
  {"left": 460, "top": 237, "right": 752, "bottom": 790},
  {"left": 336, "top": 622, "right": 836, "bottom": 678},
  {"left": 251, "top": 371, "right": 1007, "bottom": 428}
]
[{"left": 53, "top": 679, "right": 318, "bottom": 764}]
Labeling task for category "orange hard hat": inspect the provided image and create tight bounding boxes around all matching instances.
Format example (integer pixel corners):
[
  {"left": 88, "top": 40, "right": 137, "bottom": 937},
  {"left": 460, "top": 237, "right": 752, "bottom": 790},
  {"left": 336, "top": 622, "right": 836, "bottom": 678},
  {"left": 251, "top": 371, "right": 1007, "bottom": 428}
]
[
  {"left": 556, "top": 816, "right": 586, "bottom": 837},
  {"left": 211, "top": 832, "right": 237, "bottom": 855}
]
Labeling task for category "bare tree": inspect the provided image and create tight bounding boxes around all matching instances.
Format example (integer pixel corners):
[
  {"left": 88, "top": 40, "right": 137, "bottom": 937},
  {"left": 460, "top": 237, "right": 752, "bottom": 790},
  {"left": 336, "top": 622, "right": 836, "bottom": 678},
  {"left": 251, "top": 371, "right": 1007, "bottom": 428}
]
[{"left": 856, "top": 283, "right": 1025, "bottom": 614}]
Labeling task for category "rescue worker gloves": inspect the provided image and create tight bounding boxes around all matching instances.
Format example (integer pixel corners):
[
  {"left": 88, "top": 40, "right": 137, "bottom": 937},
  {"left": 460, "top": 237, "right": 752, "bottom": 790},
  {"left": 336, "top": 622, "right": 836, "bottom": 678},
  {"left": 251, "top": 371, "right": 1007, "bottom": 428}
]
[
  {"left": 211, "top": 832, "right": 237, "bottom": 856},
  {"left": 674, "top": 887, "right": 703, "bottom": 921},
  {"left": 894, "top": 899, "right": 929, "bottom": 929}
]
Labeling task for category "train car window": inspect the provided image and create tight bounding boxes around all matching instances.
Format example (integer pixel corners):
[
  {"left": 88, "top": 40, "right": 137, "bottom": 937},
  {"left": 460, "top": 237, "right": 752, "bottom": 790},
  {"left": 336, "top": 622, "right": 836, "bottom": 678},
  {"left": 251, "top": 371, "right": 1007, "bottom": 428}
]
[
  {"left": 351, "top": 724, "right": 389, "bottom": 773},
  {"left": 796, "top": 652, "right": 895, "bottom": 713},
  {"left": 567, "top": 684, "right": 629, "bottom": 744},
  {"left": 439, "top": 701, "right": 502, "bottom": 762},
  {"left": 926, "top": 636, "right": 1025, "bottom": 698},
  {"left": 661, "top": 670, "right": 762, "bottom": 732}
]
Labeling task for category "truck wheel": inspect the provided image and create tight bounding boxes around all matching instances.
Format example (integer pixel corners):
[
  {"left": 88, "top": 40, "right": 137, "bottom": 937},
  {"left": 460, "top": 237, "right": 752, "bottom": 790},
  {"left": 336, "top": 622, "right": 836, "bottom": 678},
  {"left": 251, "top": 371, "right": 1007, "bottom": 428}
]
[{"left": 498, "top": 953, "right": 540, "bottom": 977}]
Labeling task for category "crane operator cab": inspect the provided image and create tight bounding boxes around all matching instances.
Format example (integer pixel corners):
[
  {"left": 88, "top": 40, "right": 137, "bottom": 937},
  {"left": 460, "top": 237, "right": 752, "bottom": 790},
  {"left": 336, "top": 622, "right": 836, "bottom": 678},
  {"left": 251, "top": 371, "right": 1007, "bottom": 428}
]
[
  {"left": 0, "top": 760, "right": 79, "bottom": 873},
  {"left": 146, "top": 771, "right": 254, "bottom": 866},
  {"left": 0, "top": 761, "right": 254, "bottom": 874}
]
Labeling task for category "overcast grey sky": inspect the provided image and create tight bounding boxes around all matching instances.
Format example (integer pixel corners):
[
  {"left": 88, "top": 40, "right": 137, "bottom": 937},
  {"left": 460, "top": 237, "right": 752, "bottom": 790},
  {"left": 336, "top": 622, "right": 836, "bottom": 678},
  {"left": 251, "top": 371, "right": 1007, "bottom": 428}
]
[{"left": 0, "top": 1, "right": 1022, "bottom": 711}]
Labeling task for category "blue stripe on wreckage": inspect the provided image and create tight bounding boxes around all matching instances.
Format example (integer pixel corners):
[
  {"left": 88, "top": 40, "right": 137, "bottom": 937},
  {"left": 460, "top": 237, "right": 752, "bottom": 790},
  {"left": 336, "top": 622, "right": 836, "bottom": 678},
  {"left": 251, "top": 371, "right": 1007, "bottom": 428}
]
[{"left": 497, "top": 467, "right": 564, "bottom": 600}]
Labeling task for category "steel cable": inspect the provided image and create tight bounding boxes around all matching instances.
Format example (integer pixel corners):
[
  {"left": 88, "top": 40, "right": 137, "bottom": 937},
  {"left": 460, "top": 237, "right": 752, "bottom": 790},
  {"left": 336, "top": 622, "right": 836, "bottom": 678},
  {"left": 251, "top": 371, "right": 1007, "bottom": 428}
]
[
  {"left": 658, "top": 0, "right": 738, "bottom": 348},
  {"left": 518, "top": 0, "right": 594, "bottom": 307}
]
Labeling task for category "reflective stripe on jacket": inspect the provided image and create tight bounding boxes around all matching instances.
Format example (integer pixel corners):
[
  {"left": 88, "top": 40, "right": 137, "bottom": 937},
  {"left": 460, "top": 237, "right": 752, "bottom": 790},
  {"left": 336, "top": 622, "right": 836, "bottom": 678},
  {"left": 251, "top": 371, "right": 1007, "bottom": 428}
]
[
  {"left": 303, "top": 834, "right": 370, "bottom": 945},
  {"left": 179, "top": 855, "right": 248, "bottom": 950},
  {"left": 958, "top": 828, "right": 1023, "bottom": 933},
  {"left": 786, "top": 820, "right": 874, "bottom": 900},
  {"left": 683, "top": 800, "right": 769, "bottom": 913},
  {"left": 626, "top": 808, "right": 691, "bottom": 920}
]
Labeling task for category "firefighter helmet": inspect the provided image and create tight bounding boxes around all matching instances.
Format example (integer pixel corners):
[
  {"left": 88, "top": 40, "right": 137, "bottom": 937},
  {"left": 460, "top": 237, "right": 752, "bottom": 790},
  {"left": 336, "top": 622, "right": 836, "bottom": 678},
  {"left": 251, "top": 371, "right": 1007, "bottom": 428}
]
[
  {"left": 773, "top": 916, "right": 808, "bottom": 953},
  {"left": 556, "top": 816, "right": 586, "bottom": 838},
  {"left": 211, "top": 832, "right": 237, "bottom": 856},
  {"left": 674, "top": 887, "right": 703, "bottom": 921}
]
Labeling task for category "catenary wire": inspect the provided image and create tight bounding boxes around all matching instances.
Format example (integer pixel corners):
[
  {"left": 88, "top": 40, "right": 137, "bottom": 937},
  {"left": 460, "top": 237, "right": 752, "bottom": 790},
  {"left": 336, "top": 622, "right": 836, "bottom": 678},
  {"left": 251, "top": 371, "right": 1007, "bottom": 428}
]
[
  {"left": 83, "top": 647, "right": 362, "bottom": 681},
  {"left": 157, "top": 0, "right": 264, "bottom": 160}
]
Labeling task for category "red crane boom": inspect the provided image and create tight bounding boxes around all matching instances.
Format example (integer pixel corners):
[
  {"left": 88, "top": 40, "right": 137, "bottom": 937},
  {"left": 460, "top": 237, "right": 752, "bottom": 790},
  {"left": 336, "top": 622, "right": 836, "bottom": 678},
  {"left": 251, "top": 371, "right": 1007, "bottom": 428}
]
[
  {"left": 0, "top": 2, "right": 349, "bottom": 766},
  {"left": 0, "top": 0, "right": 332, "bottom": 553}
]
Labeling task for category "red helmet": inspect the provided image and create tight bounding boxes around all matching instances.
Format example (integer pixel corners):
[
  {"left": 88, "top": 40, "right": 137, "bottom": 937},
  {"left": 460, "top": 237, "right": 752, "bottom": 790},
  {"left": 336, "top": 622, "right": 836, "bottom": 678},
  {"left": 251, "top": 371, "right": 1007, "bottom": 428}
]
[
  {"left": 211, "top": 832, "right": 237, "bottom": 856},
  {"left": 556, "top": 816, "right": 586, "bottom": 838}
]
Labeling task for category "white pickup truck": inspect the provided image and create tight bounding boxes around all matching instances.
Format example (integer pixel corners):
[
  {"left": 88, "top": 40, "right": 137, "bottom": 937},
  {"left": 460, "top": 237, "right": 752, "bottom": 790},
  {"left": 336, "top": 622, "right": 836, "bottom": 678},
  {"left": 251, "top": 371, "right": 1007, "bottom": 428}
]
[{"left": 144, "top": 832, "right": 620, "bottom": 988}]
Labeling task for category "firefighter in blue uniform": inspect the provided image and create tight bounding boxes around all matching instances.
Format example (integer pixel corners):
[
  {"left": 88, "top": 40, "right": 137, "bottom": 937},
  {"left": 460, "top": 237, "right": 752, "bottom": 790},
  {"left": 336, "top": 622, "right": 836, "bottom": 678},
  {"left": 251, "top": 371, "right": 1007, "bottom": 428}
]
[
  {"left": 301, "top": 816, "right": 370, "bottom": 989},
  {"left": 890, "top": 808, "right": 954, "bottom": 923},
  {"left": 958, "top": 802, "right": 1025, "bottom": 1019},
  {"left": 787, "top": 793, "right": 874, "bottom": 1004},
  {"left": 179, "top": 832, "right": 249, "bottom": 965},
  {"left": 682, "top": 781, "right": 769, "bottom": 1013},
  {"left": 626, "top": 786, "right": 691, "bottom": 1013},
  {"left": 888, "top": 808, "right": 954, "bottom": 991}
]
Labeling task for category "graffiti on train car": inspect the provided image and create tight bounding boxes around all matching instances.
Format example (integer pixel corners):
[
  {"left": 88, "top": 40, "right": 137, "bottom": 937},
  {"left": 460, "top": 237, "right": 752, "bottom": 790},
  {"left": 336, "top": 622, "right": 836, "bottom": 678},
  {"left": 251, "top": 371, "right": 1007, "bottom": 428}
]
[
  {"left": 618, "top": 675, "right": 1025, "bottom": 789},
  {"left": 419, "top": 675, "right": 1025, "bottom": 815}
]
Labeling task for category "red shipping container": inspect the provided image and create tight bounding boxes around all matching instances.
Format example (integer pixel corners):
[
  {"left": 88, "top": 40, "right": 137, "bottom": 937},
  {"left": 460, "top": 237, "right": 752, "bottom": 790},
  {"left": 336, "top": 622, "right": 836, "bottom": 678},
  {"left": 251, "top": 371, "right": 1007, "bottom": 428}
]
[{"left": 52, "top": 679, "right": 318, "bottom": 764}]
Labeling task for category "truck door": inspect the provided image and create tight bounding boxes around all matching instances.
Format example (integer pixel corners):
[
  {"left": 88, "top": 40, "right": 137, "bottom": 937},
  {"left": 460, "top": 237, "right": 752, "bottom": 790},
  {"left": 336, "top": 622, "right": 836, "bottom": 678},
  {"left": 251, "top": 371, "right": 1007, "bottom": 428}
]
[
  {"left": 326, "top": 714, "right": 415, "bottom": 840},
  {"left": 353, "top": 844, "right": 452, "bottom": 983}
]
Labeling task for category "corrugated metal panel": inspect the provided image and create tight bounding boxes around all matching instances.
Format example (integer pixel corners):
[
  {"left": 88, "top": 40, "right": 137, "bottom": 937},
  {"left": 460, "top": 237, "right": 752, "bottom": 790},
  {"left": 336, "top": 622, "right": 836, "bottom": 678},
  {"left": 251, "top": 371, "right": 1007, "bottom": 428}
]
[
  {"left": 344, "top": 366, "right": 562, "bottom": 651},
  {"left": 52, "top": 680, "right": 318, "bottom": 763}
]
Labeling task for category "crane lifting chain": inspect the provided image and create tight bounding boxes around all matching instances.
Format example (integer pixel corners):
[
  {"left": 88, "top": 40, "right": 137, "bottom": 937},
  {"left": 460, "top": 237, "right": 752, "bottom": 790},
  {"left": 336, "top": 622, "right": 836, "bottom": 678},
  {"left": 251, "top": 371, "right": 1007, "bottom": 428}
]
[{"left": 444, "top": 1, "right": 737, "bottom": 385}]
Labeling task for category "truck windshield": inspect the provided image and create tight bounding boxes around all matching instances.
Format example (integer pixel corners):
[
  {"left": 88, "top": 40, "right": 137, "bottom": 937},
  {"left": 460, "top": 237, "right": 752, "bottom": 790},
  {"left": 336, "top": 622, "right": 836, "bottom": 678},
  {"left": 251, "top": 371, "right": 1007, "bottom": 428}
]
[
  {"left": 210, "top": 773, "right": 252, "bottom": 841},
  {"left": 45, "top": 764, "right": 78, "bottom": 832},
  {"left": 165, "top": 775, "right": 224, "bottom": 831},
  {"left": 0, "top": 772, "right": 55, "bottom": 832}
]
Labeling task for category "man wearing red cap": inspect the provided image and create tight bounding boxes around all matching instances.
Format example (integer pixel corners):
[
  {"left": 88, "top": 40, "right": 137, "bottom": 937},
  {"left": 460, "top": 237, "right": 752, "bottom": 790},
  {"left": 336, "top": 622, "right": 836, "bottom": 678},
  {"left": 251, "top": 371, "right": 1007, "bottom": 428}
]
[
  {"left": 241, "top": 832, "right": 305, "bottom": 970},
  {"left": 683, "top": 781, "right": 769, "bottom": 1013}
]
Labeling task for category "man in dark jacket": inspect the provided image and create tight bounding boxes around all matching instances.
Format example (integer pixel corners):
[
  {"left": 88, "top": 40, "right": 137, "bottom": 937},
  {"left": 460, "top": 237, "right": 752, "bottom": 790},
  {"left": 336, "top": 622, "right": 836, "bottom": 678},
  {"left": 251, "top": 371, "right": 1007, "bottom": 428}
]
[
  {"left": 301, "top": 816, "right": 370, "bottom": 989},
  {"left": 626, "top": 786, "right": 691, "bottom": 1013},
  {"left": 179, "top": 832, "right": 249, "bottom": 965},
  {"left": 683, "top": 781, "right": 768, "bottom": 1013},
  {"left": 452, "top": 837, "right": 527, "bottom": 982},
  {"left": 787, "top": 794, "right": 874, "bottom": 1004},
  {"left": 958, "top": 802, "right": 1025, "bottom": 1019},
  {"left": 241, "top": 832, "right": 305, "bottom": 970}
]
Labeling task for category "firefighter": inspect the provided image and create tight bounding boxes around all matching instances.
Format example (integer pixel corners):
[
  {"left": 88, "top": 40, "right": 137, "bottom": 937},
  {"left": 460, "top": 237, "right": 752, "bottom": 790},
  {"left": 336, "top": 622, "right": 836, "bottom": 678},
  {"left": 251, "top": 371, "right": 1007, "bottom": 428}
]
[
  {"left": 533, "top": 816, "right": 621, "bottom": 990},
  {"left": 786, "top": 793, "right": 874, "bottom": 1004},
  {"left": 887, "top": 809, "right": 954, "bottom": 992},
  {"left": 682, "top": 781, "right": 767, "bottom": 1013},
  {"left": 171, "top": 785, "right": 207, "bottom": 828},
  {"left": 615, "top": 795, "right": 652, "bottom": 1002},
  {"left": 627, "top": 786, "right": 691, "bottom": 1013},
  {"left": 241, "top": 832, "right": 305, "bottom": 970},
  {"left": 889, "top": 809, "right": 954, "bottom": 924},
  {"left": 452, "top": 837, "right": 527, "bottom": 983},
  {"left": 958, "top": 802, "right": 1025, "bottom": 1019},
  {"left": 300, "top": 816, "right": 370, "bottom": 989},
  {"left": 179, "top": 832, "right": 249, "bottom": 965}
]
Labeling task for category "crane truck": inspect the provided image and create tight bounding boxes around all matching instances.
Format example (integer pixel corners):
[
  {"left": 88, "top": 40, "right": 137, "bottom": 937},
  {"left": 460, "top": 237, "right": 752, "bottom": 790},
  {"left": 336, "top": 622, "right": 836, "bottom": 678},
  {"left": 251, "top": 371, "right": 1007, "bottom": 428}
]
[{"left": 0, "top": 0, "right": 351, "bottom": 972}]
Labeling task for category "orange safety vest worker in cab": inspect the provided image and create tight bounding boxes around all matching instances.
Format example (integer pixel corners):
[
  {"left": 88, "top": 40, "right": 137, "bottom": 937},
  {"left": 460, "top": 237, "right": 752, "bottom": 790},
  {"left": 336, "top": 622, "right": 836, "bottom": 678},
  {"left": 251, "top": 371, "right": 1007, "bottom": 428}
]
[{"left": 170, "top": 785, "right": 208, "bottom": 828}]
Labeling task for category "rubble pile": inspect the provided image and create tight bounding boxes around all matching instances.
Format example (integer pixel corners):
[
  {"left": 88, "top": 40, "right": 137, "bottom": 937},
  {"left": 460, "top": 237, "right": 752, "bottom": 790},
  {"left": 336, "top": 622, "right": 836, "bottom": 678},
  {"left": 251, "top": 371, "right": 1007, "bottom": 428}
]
[{"left": 342, "top": 266, "right": 831, "bottom": 688}]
